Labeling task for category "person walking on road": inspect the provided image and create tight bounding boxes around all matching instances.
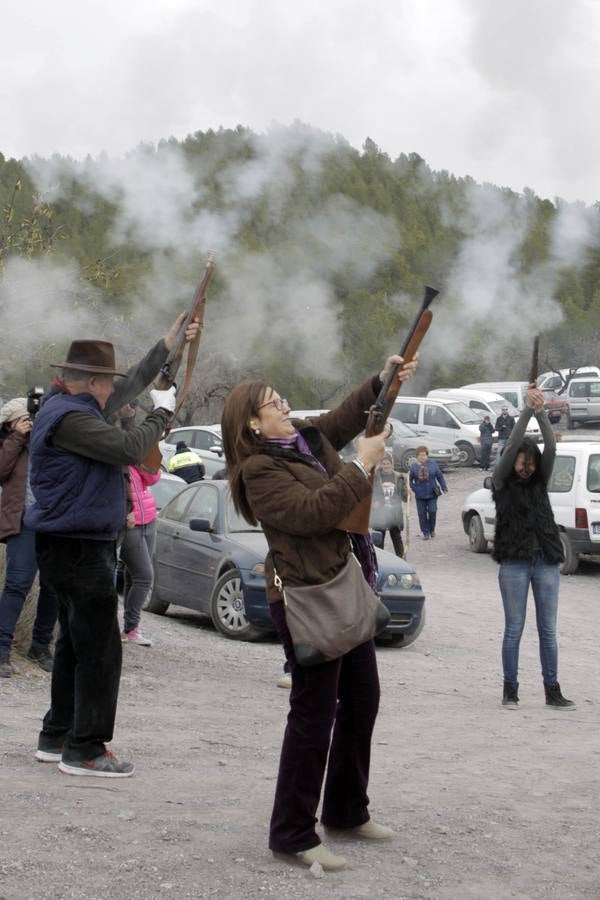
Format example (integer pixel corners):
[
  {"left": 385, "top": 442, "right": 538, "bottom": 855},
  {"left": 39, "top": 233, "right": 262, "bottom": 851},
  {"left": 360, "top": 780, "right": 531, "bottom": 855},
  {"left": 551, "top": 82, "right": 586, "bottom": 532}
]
[
  {"left": 492, "top": 384, "right": 575, "bottom": 711},
  {"left": 370, "top": 453, "right": 407, "bottom": 557},
  {"left": 222, "top": 353, "right": 417, "bottom": 872},
  {"left": 409, "top": 446, "right": 448, "bottom": 540}
]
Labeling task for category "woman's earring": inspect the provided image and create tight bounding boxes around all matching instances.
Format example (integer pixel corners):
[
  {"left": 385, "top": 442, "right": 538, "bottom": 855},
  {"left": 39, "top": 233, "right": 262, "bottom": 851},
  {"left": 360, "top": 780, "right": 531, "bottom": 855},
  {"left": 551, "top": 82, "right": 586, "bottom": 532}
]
[{"left": 249, "top": 419, "right": 261, "bottom": 436}]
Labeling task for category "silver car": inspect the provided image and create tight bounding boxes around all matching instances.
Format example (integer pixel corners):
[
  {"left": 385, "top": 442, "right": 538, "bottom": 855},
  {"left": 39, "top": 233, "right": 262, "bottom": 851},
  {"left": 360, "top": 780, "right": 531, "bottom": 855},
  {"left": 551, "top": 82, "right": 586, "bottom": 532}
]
[{"left": 387, "top": 417, "right": 461, "bottom": 471}]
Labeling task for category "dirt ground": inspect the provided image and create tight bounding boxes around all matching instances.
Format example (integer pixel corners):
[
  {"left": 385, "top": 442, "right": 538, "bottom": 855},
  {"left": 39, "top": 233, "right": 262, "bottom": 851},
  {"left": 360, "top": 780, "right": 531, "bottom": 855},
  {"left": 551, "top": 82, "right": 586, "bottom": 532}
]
[{"left": 1, "top": 465, "right": 600, "bottom": 900}]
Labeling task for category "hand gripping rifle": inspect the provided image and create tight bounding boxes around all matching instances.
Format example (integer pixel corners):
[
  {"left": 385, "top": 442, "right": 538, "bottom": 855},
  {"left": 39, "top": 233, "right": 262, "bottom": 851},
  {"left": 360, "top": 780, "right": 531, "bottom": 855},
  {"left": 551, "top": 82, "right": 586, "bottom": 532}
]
[
  {"left": 336, "top": 285, "right": 440, "bottom": 534},
  {"left": 142, "top": 254, "right": 215, "bottom": 472}
]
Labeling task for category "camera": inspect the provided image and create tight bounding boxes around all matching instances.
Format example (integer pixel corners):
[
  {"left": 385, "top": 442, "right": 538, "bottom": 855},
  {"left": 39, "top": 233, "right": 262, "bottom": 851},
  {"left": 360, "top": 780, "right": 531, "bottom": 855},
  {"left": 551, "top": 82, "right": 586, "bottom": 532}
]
[{"left": 26, "top": 386, "right": 45, "bottom": 419}]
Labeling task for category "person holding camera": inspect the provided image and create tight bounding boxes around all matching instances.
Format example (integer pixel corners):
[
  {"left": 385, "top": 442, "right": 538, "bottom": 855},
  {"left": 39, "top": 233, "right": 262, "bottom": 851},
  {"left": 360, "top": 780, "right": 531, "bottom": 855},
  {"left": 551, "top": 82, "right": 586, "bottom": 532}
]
[{"left": 0, "top": 397, "right": 58, "bottom": 678}]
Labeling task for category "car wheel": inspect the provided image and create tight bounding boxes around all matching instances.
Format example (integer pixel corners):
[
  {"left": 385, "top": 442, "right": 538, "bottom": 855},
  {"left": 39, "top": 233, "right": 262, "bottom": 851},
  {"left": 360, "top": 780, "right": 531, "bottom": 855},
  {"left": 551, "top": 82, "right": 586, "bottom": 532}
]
[
  {"left": 467, "top": 513, "right": 488, "bottom": 553},
  {"left": 400, "top": 449, "right": 417, "bottom": 471},
  {"left": 559, "top": 532, "right": 579, "bottom": 575},
  {"left": 456, "top": 442, "right": 476, "bottom": 467},
  {"left": 144, "top": 583, "right": 170, "bottom": 615},
  {"left": 210, "top": 570, "right": 263, "bottom": 641}
]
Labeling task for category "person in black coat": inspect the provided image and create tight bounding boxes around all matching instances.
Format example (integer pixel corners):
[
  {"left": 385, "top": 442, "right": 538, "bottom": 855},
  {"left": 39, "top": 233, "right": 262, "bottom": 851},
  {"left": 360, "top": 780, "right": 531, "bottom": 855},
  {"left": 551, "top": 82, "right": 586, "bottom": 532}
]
[
  {"left": 479, "top": 416, "right": 495, "bottom": 470},
  {"left": 494, "top": 407, "right": 515, "bottom": 459}
]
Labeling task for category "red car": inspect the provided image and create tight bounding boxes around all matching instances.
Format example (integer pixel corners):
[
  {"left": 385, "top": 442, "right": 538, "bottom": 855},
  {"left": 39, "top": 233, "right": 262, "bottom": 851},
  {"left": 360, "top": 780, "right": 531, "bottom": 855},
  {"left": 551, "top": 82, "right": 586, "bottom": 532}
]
[{"left": 542, "top": 389, "right": 568, "bottom": 424}]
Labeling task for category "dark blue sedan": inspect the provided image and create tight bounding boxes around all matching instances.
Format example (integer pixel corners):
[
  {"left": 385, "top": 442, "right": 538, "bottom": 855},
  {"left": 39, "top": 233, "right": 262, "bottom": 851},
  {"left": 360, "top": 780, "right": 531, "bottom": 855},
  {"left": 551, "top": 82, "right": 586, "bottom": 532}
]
[{"left": 148, "top": 481, "right": 425, "bottom": 646}]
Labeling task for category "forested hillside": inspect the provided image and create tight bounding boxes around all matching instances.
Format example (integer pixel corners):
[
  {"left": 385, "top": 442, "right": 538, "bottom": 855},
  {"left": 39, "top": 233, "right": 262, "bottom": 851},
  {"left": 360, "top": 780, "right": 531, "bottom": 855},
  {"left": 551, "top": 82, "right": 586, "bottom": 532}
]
[{"left": 1, "top": 125, "right": 599, "bottom": 419}]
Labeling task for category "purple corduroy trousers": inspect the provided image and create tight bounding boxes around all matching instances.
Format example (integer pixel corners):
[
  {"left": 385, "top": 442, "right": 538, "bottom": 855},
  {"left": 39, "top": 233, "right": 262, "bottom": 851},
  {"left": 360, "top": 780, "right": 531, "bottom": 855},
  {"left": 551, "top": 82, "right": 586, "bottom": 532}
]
[{"left": 268, "top": 599, "right": 381, "bottom": 854}]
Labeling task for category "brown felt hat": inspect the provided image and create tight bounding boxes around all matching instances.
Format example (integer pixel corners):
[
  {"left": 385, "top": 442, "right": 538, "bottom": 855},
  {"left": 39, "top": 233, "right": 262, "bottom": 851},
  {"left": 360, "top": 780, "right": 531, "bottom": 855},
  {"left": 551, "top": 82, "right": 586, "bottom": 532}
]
[{"left": 50, "top": 340, "right": 127, "bottom": 377}]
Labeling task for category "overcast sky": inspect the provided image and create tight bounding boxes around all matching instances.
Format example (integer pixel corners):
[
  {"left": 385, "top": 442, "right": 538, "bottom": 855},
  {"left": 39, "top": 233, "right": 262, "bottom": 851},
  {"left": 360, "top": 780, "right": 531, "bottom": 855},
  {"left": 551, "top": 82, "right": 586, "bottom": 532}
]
[{"left": 2, "top": 0, "right": 600, "bottom": 203}]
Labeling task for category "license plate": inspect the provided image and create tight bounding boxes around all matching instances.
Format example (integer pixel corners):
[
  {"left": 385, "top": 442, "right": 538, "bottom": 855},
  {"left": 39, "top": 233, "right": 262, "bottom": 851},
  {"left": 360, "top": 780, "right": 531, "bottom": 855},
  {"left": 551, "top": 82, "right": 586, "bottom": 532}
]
[{"left": 593, "top": 523, "right": 600, "bottom": 535}]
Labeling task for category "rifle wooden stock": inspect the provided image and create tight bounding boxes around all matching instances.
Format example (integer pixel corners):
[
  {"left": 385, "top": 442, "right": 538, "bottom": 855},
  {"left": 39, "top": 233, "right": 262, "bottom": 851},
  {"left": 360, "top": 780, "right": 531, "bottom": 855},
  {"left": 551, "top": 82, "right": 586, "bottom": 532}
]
[
  {"left": 142, "top": 256, "right": 214, "bottom": 473},
  {"left": 336, "top": 289, "right": 439, "bottom": 535}
]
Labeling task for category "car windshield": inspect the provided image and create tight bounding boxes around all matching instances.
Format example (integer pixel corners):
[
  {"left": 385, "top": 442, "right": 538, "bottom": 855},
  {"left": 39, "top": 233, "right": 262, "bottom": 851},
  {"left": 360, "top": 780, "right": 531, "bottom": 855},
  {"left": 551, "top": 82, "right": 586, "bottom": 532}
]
[
  {"left": 225, "top": 492, "right": 263, "bottom": 532},
  {"left": 446, "top": 402, "right": 482, "bottom": 424}
]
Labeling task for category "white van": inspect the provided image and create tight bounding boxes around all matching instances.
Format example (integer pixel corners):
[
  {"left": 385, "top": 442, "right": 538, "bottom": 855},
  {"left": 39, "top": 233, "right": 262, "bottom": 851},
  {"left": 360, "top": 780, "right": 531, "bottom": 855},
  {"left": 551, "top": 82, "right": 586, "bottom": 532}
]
[
  {"left": 564, "top": 379, "right": 600, "bottom": 428},
  {"left": 428, "top": 388, "right": 540, "bottom": 440},
  {"left": 392, "top": 396, "right": 482, "bottom": 465},
  {"left": 461, "top": 439, "right": 600, "bottom": 573},
  {"left": 461, "top": 381, "right": 528, "bottom": 412}
]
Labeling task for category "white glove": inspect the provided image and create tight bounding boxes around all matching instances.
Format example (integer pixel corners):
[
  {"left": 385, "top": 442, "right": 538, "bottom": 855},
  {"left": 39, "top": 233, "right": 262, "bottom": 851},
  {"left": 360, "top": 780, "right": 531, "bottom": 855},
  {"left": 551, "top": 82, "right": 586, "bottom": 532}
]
[{"left": 150, "top": 386, "right": 177, "bottom": 413}]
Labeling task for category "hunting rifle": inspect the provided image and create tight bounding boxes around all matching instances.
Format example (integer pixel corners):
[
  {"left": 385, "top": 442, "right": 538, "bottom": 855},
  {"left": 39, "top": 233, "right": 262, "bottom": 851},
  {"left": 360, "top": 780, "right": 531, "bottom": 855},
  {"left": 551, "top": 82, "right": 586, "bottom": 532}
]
[
  {"left": 336, "top": 284, "right": 440, "bottom": 534},
  {"left": 529, "top": 335, "right": 540, "bottom": 387},
  {"left": 142, "top": 254, "right": 215, "bottom": 472}
]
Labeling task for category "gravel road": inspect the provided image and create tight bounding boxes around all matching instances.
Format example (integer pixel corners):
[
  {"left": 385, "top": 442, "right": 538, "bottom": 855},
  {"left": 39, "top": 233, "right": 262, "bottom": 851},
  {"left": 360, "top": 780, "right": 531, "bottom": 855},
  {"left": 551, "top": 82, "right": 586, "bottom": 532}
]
[{"left": 1, "top": 464, "right": 599, "bottom": 900}]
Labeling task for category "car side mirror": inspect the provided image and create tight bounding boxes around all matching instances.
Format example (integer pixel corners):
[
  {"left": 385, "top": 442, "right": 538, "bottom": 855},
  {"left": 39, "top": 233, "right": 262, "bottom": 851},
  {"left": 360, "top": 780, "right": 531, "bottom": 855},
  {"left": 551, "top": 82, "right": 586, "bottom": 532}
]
[
  {"left": 210, "top": 445, "right": 224, "bottom": 457},
  {"left": 189, "top": 517, "right": 213, "bottom": 533},
  {"left": 483, "top": 476, "right": 493, "bottom": 490}
]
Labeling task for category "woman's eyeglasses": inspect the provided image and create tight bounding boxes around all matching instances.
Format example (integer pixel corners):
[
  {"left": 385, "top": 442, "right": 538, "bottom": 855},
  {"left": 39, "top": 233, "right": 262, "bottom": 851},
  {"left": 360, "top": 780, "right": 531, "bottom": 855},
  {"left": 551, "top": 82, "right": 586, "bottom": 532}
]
[{"left": 257, "top": 397, "right": 288, "bottom": 412}]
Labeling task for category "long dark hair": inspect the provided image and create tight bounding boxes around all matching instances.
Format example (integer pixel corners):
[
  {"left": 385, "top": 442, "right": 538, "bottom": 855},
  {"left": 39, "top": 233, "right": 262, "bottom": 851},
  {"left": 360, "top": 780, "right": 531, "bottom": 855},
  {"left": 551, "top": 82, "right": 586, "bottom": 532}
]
[
  {"left": 221, "top": 380, "right": 273, "bottom": 525},
  {"left": 512, "top": 437, "right": 543, "bottom": 482}
]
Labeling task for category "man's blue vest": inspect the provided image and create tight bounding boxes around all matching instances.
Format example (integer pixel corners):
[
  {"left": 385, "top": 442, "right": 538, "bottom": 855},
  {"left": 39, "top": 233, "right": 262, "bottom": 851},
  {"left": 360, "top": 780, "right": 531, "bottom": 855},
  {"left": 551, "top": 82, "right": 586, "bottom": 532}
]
[{"left": 25, "top": 392, "right": 125, "bottom": 540}]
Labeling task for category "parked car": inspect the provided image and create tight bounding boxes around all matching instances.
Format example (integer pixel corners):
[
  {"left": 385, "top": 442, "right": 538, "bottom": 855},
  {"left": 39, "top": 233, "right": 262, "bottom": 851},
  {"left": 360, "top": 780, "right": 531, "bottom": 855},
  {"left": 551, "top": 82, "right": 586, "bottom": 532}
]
[
  {"left": 537, "top": 367, "right": 600, "bottom": 393},
  {"left": 541, "top": 389, "right": 569, "bottom": 425},
  {"left": 148, "top": 480, "right": 426, "bottom": 646},
  {"left": 386, "top": 417, "right": 461, "bottom": 471},
  {"left": 564, "top": 378, "right": 600, "bottom": 428},
  {"left": 149, "top": 472, "right": 187, "bottom": 511},
  {"left": 159, "top": 425, "right": 224, "bottom": 467},
  {"left": 461, "top": 439, "right": 600, "bottom": 574},
  {"left": 392, "top": 396, "right": 484, "bottom": 466}
]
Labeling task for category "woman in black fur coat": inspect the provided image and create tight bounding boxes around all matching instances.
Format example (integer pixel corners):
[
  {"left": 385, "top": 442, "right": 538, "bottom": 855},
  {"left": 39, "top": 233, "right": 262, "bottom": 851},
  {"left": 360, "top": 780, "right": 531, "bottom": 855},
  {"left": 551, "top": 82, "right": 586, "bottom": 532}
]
[{"left": 492, "top": 385, "right": 575, "bottom": 711}]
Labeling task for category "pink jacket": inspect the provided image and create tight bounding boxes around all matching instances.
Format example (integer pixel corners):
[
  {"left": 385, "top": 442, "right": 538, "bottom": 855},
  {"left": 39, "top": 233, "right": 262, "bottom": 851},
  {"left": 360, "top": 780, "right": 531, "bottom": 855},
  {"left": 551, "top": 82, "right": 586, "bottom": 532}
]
[{"left": 129, "top": 466, "right": 160, "bottom": 526}]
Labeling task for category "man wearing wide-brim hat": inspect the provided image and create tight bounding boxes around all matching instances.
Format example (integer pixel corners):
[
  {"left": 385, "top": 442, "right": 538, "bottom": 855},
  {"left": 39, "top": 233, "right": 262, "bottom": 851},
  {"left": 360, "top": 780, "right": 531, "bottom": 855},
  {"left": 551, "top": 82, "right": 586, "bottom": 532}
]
[{"left": 25, "top": 313, "right": 199, "bottom": 777}]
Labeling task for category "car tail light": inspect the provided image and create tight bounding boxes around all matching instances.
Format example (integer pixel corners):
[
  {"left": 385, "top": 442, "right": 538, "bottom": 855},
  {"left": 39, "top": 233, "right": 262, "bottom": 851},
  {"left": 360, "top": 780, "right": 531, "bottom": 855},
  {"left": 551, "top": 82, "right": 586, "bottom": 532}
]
[{"left": 575, "top": 508, "right": 588, "bottom": 529}]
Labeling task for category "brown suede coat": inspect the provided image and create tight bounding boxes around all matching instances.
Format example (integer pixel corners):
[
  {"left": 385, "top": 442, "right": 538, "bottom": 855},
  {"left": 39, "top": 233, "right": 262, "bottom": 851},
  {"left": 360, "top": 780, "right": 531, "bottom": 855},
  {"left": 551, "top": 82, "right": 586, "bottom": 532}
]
[
  {"left": 242, "top": 376, "right": 379, "bottom": 603},
  {"left": 0, "top": 429, "right": 29, "bottom": 541}
]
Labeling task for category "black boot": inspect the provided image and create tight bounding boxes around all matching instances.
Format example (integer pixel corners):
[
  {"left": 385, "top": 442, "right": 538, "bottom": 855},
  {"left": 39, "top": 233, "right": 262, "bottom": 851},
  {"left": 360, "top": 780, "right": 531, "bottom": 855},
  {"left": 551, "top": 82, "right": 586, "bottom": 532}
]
[
  {"left": 0, "top": 654, "right": 12, "bottom": 678},
  {"left": 502, "top": 682, "right": 519, "bottom": 707},
  {"left": 27, "top": 645, "right": 54, "bottom": 673},
  {"left": 544, "top": 682, "right": 576, "bottom": 709}
]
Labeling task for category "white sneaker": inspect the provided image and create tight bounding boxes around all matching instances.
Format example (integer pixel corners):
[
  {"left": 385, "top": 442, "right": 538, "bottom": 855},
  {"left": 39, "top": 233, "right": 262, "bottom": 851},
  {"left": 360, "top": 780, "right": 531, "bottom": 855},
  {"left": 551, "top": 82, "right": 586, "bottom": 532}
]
[
  {"left": 277, "top": 673, "right": 292, "bottom": 689},
  {"left": 122, "top": 628, "right": 152, "bottom": 646}
]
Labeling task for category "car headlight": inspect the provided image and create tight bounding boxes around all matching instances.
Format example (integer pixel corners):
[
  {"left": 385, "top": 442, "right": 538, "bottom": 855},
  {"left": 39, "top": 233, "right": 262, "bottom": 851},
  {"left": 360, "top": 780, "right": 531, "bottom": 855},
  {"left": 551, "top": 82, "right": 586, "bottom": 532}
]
[
  {"left": 252, "top": 563, "right": 265, "bottom": 575},
  {"left": 385, "top": 573, "right": 399, "bottom": 587},
  {"left": 400, "top": 573, "right": 421, "bottom": 589}
]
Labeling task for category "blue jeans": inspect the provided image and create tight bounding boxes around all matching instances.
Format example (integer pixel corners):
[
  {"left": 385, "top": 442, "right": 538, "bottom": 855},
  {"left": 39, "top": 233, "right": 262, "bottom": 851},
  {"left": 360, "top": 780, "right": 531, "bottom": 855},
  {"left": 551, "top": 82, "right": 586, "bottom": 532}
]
[
  {"left": 0, "top": 525, "right": 58, "bottom": 655},
  {"left": 416, "top": 497, "right": 437, "bottom": 536},
  {"left": 498, "top": 555, "right": 560, "bottom": 687}
]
